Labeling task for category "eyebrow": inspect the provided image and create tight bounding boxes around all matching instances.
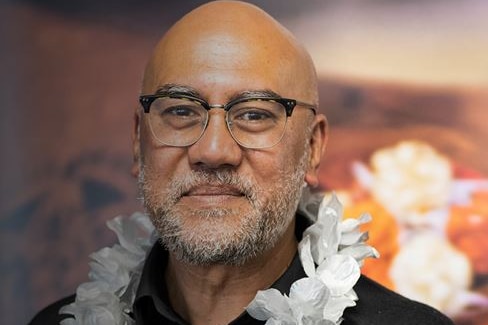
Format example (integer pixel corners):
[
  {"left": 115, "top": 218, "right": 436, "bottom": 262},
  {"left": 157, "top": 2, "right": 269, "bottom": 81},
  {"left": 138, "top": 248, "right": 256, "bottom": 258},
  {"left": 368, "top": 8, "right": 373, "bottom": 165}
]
[
  {"left": 154, "top": 84, "right": 282, "bottom": 102},
  {"left": 229, "top": 89, "right": 281, "bottom": 102},
  {"left": 155, "top": 84, "right": 201, "bottom": 97}
]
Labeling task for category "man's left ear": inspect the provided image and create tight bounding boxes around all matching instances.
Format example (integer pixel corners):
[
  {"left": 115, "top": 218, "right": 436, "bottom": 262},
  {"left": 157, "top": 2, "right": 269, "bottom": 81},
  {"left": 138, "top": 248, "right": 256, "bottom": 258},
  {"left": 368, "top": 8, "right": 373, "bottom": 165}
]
[{"left": 304, "top": 114, "right": 328, "bottom": 188}]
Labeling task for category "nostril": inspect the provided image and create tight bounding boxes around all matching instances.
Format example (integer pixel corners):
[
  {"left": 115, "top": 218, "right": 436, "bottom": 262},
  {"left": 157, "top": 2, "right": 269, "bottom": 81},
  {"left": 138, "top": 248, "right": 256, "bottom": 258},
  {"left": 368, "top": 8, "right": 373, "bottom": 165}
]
[{"left": 187, "top": 121, "right": 243, "bottom": 168}]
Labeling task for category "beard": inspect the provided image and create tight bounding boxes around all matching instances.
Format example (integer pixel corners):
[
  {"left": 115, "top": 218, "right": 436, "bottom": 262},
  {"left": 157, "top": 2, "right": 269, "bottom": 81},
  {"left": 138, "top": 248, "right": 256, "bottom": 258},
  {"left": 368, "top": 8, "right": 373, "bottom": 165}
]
[{"left": 138, "top": 150, "right": 309, "bottom": 266}]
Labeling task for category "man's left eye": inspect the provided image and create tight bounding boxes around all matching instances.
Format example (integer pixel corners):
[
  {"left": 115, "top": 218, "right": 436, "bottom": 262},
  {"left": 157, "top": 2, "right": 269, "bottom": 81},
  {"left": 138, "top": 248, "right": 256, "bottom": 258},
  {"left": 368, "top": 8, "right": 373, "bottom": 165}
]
[{"left": 233, "top": 108, "right": 273, "bottom": 121}]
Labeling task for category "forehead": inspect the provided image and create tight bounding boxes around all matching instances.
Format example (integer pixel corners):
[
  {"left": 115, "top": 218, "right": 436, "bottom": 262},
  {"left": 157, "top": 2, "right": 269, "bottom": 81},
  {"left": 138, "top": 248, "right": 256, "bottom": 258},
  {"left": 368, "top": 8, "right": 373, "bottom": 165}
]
[{"left": 142, "top": 30, "right": 299, "bottom": 100}]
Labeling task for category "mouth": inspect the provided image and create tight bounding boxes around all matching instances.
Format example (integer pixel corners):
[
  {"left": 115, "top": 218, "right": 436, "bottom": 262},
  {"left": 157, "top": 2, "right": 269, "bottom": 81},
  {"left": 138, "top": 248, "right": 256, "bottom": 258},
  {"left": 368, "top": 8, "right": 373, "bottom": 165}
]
[
  {"left": 180, "top": 185, "right": 246, "bottom": 205},
  {"left": 184, "top": 185, "right": 244, "bottom": 197}
]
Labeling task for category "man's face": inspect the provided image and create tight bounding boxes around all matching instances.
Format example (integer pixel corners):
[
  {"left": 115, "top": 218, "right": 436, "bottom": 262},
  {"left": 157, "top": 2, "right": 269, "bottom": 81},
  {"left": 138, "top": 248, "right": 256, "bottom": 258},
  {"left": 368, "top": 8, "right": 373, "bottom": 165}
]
[{"left": 135, "top": 27, "right": 320, "bottom": 265}]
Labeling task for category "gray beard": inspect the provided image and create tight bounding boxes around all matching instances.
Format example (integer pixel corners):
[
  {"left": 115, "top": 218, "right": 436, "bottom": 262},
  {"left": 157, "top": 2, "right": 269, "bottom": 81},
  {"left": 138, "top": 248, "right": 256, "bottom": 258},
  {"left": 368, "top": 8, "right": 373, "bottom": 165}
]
[{"left": 138, "top": 152, "right": 309, "bottom": 266}]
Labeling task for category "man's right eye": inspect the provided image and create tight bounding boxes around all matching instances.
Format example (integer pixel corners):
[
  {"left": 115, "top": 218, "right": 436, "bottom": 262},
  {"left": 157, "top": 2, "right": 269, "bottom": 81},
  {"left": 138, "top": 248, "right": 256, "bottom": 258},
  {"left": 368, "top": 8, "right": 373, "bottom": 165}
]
[
  {"left": 154, "top": 104, "right": 204, "bottom": 130},
  {"left": 161, "top": 106, "right": 199, "bottom": 118}
]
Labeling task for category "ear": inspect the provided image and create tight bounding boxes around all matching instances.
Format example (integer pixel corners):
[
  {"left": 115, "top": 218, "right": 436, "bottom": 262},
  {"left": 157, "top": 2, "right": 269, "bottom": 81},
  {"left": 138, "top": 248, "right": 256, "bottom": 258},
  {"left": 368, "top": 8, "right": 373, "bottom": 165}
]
[
  {"left": 131, "top": 109, "right": 141, "bottom": 178},
  {"left": 304, "top": 114, "right": 328, "bottom": 188}
]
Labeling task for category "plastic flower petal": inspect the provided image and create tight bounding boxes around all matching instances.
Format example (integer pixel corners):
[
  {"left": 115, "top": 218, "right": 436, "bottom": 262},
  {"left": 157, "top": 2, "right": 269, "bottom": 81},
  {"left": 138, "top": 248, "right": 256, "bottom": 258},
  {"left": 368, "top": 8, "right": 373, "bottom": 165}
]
[
  {"left": 339, "top": 213, "right": 372, "bottom": 246},
  {"left": 289, "top": 277, "right": 330, "bottom": 316},
  {"left": 247, "top": 194, "right": 377, "bottom": 325},
  {"left": 107, "top": 213, "right": 155, "bottom": 255},
  {"left": 59, "top": 213, "right": 157, "bottom": 324},
  {"left": 339, "top": 244, "right": 379, "bottom": 266},
  {"left": 303, "top": 195, "right": 342, "bottom": 264},
  {"left": 322, "top": 295, "right": 357, "bottom": 323},
  {"left": 247, "top": 289, "right": 294, "bottom": 323},
  {"left": 298, "top": 235, "right": 316, "bottom": 277},
  {"left": 316, "top": 255, "right": 360, "bottom": 296},
  {"left": 60, "top": 282, "right": 130, "bottom": 325}
]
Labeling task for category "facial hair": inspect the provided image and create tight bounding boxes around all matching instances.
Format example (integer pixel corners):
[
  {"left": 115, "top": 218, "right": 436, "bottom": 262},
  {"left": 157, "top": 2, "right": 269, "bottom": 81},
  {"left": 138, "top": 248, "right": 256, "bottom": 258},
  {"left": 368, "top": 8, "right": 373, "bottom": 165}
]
[{"left": 139, "top": 149, "right": 309, "bottom": 266}]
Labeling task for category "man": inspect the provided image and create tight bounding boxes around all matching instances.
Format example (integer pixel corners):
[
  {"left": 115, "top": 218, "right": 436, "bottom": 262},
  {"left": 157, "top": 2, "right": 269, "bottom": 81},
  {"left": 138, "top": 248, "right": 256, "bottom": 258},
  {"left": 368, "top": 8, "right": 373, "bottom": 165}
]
[{"left": 31, "top": 1, "right": 454, "bottom": 324}]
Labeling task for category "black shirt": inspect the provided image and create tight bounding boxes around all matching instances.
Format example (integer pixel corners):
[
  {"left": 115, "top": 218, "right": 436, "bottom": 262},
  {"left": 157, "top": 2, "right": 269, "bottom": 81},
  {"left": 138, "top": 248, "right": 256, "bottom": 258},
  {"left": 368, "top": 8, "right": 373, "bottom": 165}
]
[
  {"left": 30, "top": 214, "right": 455, "bottom": 325},
  {"left": 133, "top": 243, "right": 306, "bottom": 325},
  {"left": 131, "top": 214, "right": 454, "bottom": 325}
]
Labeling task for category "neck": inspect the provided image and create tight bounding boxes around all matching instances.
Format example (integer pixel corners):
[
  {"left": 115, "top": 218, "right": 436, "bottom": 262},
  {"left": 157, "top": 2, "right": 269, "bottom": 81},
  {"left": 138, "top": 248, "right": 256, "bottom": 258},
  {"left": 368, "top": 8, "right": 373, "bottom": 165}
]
[{"left": 164, "top": 219, "right": 297, "bottom": 325}]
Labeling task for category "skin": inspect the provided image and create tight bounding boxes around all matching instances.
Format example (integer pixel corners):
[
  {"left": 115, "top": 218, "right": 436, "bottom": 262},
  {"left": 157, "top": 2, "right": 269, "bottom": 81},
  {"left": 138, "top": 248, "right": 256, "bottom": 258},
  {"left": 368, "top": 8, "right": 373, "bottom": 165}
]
[{"left": 132, "top": 1, "right": 328, "bottom": 324}]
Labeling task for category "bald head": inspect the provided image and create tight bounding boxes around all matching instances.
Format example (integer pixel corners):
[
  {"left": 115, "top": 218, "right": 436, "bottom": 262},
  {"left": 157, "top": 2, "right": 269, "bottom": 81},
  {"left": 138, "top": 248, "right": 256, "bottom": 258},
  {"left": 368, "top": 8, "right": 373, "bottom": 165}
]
[{"left": 142, "top": 1, "right": 318, "bottom": 105}]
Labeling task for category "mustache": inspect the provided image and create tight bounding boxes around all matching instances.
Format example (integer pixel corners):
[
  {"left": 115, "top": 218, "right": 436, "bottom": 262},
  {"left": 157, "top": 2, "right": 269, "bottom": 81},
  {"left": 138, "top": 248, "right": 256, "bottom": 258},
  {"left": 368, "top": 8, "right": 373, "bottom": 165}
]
[
  {"left": 173, "top": 170, "right": 256, "bottom": 199},
  {"left": 139, "top": 168, "right": 259, "bottom": 204}
]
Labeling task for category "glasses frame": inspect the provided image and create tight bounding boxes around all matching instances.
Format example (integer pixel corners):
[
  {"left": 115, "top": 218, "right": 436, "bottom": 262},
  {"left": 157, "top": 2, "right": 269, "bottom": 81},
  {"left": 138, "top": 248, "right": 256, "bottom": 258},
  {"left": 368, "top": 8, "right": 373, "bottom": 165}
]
[
  {"left": 138, "top": 93, "right": 317, "bottom": 148},
  {"left": 139, "top": 93, "right": 316, "bottom": 116}
]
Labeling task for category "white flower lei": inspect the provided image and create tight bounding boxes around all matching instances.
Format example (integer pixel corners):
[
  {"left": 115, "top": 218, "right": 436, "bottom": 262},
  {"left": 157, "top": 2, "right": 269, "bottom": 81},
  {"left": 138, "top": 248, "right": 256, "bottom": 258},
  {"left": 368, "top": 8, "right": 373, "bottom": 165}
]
[{"left": 60, "top": 194, "right": 378, "bottom": 325}]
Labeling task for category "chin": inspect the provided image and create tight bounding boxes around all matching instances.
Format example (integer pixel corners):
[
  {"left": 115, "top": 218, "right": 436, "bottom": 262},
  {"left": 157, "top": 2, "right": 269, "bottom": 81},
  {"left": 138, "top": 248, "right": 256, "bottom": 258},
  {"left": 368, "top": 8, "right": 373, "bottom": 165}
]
[{"left": 152, "top": 205, "right": 291, "bottom": 266}]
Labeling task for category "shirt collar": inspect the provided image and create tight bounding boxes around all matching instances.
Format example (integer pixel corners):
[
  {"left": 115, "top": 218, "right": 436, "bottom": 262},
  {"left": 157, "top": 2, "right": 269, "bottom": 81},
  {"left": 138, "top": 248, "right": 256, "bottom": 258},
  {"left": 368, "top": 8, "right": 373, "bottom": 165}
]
[{"left": 133, "top": 213, "right": 311, "bottom": 324}]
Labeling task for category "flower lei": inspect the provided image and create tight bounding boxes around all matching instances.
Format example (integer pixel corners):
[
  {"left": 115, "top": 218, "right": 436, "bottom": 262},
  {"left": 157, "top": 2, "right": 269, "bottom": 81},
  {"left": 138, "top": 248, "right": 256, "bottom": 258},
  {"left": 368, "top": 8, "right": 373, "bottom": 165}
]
[{"left": 59, "top": 194, "right": 378, "bottom": 325}]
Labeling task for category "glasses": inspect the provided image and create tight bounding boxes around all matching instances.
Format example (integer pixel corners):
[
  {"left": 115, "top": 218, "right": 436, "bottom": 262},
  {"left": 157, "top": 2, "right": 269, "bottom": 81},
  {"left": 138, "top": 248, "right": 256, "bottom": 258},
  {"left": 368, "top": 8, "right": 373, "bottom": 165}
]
[{"left": 139, "top": 93, "right": 316, "bottom": 149}]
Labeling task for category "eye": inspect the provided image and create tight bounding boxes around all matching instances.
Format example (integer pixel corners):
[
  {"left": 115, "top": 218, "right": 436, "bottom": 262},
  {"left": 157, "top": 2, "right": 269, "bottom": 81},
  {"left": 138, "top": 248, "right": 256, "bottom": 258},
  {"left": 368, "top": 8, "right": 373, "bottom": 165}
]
[
  {"left": 150, "top": 98, "right": 206, "bottom": 131},
  {"left": 234, "top": 108, "right": 274, "bottom": 121},
  {"left": 229, "top": 102, "right": 285, "bottom": 134},
  {"left": 162, "top": 105, "right": 200, "bottom": 118}
]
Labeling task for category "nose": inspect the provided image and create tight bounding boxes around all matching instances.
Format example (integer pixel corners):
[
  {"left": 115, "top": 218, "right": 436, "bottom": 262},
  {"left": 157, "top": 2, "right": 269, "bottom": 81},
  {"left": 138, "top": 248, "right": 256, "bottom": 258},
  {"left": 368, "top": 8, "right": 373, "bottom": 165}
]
[{"left": 187, "top": 109, "right": 243, "bottom": 169}]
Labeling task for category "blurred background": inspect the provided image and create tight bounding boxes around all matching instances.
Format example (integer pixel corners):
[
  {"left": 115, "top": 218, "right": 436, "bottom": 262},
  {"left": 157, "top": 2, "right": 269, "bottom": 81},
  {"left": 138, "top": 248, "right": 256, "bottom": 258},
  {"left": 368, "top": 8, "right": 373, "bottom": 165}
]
[{"left": 1, "top": 0, "right": 487, "bottom": 324}]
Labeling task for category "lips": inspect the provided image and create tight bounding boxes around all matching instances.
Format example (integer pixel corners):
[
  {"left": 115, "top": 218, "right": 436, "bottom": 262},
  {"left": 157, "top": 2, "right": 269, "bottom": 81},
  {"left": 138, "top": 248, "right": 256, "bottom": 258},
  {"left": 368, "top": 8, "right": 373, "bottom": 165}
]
[
  {"left": 179, "top": 185, "right": 246, "bottom": 207},
  {"left": 184, "top": 185, "right": 244, "bottom": 197}
]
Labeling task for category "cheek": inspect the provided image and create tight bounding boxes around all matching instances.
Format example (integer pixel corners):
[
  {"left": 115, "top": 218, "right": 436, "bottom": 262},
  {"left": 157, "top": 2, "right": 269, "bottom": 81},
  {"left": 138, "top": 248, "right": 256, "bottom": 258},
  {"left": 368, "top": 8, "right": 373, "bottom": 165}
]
[
  {"left": 280, "top": 124, "right": 309, "bottom": 163},
  {"left": 139, "top": 126, "right": 188, "bottom": 183},
  {"left": 244, "top": 142, "right": 305, "bottom": 185},
  {"left": 144, "top": 149, "right": 188, "bottom": 181},
  {"left": 258, "top": 128, "right": 309, "bottom": 183}
]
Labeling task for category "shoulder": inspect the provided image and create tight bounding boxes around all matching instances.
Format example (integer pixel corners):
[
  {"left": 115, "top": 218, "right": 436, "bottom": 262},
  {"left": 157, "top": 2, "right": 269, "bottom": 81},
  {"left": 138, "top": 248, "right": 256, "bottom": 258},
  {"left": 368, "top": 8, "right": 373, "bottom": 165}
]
[
  {"left": 344, "top": 276, "right": 455, "bottom": 325},
  {"left": 28, "top": 294, "right": 75, "bottom": 325}
]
